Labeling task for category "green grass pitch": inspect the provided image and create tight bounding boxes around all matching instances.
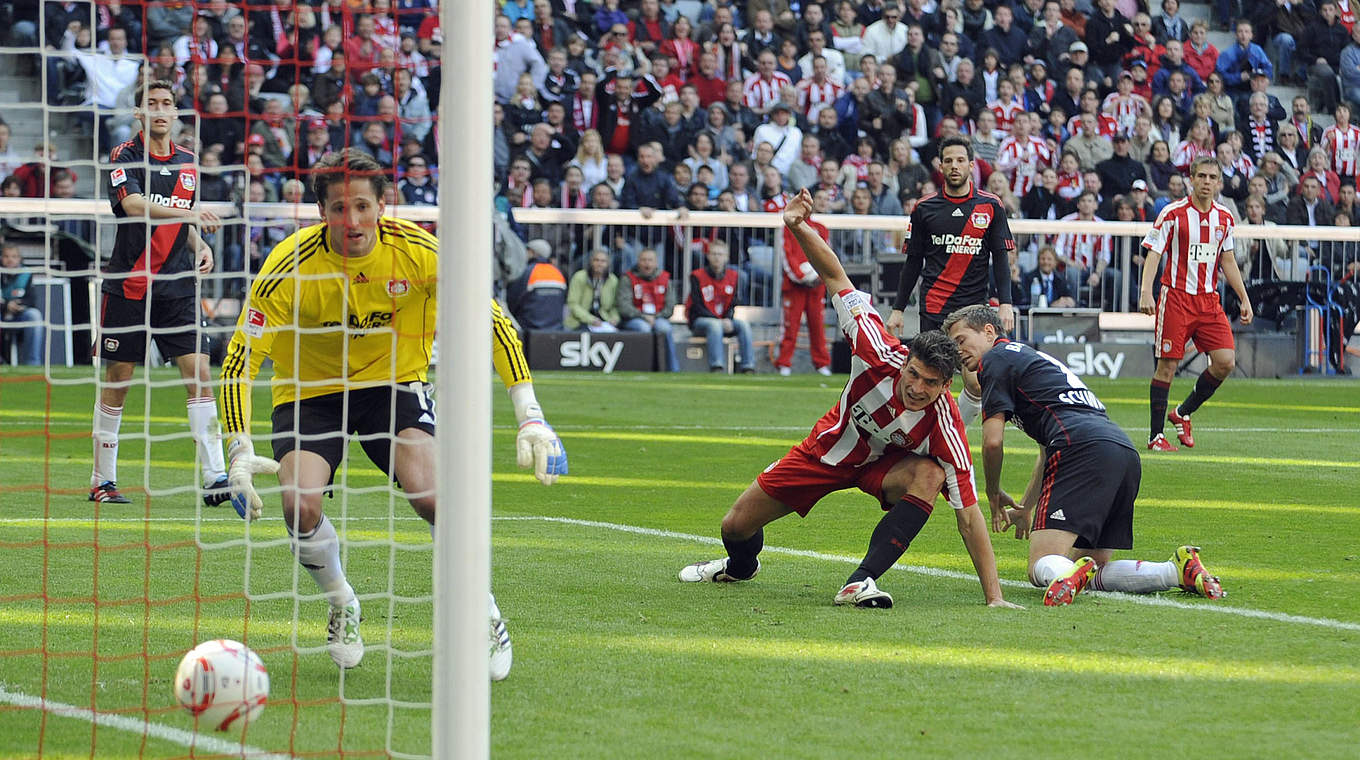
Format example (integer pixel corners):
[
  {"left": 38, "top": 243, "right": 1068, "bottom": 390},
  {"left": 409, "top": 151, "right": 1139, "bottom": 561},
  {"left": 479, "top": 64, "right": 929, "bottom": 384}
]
[{"left": 0, "top": 367, "right": 1357, "bottom": 758}]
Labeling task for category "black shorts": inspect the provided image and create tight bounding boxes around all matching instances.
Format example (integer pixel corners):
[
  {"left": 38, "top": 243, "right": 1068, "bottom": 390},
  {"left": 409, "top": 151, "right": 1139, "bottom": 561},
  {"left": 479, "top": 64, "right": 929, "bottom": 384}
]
[
  {"left": 918, "top": 312, "right": 944, "bottom": 334},
  {"left": 96, "top": 292, "right": 207, "bottom": 363},
  {"left": 270, "top": 383, "right": 436, "bottom": 481},
  {"left": 1031, "top": 439, "right": 1140, "bottom": 550}
]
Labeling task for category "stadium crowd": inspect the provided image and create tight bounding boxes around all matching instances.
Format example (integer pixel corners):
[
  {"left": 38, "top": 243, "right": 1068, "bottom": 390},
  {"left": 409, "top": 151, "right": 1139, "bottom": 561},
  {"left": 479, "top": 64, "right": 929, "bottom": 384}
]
[{"left": 1, "top": 0, "right": 1360, "bottom": 317}]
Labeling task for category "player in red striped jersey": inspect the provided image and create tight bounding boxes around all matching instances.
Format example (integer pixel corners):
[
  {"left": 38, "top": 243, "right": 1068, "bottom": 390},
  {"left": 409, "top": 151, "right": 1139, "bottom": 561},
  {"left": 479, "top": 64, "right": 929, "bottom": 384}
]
[
  {"left": 1138, "top": 156, "right": 1253, "bottom": 451},
  {"left": 679, "top": 189, "right": 1018, "bottom": 610}
]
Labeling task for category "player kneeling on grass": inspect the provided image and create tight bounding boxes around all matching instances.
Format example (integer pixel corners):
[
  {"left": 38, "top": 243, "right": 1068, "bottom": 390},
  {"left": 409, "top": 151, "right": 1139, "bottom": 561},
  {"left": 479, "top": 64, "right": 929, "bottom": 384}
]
[
  {"left": 943, "top": 304, "right": 1224, "bottom": 607},
  {"left": 680, "top": 189, "right": 1019, "bottom": 610},
  {"left": 219, "top": 149, "right": 566, "bottom": 678}
]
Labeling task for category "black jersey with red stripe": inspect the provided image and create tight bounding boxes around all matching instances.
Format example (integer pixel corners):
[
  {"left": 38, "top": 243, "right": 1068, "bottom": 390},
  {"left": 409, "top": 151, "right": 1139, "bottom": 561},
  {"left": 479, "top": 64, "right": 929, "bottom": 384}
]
[
  {"left": 104, "top": 136, "right": 199, "bottom": 300},
  {"left": 892, "top": 185, "right": 1015, "bottom": 320},
  {"left": 976, "top": 337, "right": 1133, "bottom": 451}
]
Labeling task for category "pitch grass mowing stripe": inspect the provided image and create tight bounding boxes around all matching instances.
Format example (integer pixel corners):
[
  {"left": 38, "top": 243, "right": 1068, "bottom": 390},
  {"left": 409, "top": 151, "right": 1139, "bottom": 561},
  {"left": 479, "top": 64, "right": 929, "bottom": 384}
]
[
  {"left": 0, "top": 683, "right": 295, "bottom": 760},
  {"left": 498, "top": 515, "right": 1360, "bottom": 633}
]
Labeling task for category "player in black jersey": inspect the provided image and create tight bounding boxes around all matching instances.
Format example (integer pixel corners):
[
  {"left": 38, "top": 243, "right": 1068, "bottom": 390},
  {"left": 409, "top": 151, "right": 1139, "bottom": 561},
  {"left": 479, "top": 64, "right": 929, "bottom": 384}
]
[
  {"left": 944, "top": 304, "right": 1226, "bottom": 607},
  {"left": 887, "top": 136, "right": 1016, "bottom": 423},
  {"left": 90, "top": 79, "right": 242, "bottom": 517}
]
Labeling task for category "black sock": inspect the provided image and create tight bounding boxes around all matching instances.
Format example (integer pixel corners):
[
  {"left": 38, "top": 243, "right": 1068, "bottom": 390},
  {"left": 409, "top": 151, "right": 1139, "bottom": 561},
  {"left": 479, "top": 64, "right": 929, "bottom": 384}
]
[
  {"left": 846, "top": 496, "right": 933, "bottom": 584},
  {"left": 1149, "top": 379, "right": 1170, "bottom": 440},
  {"left": 722, "top": 528, "right": 763, "bottom": 579},
  {"left": 1177, "top": 369, "right": 1223, "bottom": 417}
]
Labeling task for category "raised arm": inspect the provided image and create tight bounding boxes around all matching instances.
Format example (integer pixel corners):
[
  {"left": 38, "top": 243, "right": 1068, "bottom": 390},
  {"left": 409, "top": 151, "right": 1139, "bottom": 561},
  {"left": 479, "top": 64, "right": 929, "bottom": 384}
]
[{"left": 781, "top": 188, "right": 852, "bottom": 294}]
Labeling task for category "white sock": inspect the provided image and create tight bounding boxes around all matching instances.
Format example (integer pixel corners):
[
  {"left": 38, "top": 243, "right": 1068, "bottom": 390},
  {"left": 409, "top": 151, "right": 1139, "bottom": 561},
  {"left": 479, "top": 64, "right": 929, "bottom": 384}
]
[
  {"left": 92, "top": 401, "right": 122, "bottom": 487},
  {"left": 1091, "top": 559, "right": 1178, "bottom": 593},
  {"left": 186, "top": 396, "right": 227, "bottom": 483},
  {"left": 1030, "top": 554, "right": 1075, "bottom": 587},
  {"left": 290, "top": 515, "right": 355, "bottom": 607},
  {"left": 957, "top": 387, "right": 982, "bottom": 423}
]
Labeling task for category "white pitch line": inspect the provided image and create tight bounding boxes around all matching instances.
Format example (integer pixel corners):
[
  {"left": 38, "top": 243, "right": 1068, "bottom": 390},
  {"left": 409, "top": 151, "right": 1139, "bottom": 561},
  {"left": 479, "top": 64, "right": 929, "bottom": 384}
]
[
  {"left": 0, "top": 683, "right": 294, "bottom": 760},
  {"left": 498, "top": 515, "right": 1360, "bottom": 633}
]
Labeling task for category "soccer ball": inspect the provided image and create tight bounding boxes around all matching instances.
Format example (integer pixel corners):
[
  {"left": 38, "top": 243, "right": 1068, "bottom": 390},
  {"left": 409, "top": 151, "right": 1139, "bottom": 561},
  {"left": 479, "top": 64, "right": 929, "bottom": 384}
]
[{"left": 173, "top": 639, "right": 270, "bottom": 731}]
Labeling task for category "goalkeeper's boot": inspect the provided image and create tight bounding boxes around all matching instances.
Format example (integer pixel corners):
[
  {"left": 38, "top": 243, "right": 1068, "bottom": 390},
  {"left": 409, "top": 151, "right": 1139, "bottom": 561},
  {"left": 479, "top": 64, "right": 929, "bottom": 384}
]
[
  {"left": 1147, "top": 433, "right": 1178, "bottom": 452},
  {"left": 1172, "top": 545, "right": 1224, "bottom": 599},
  {"left": 326, "top": 598, "right": 364, "bottom": 669},
  {"left": 678, "top": 557, "right": 759, "bottom": 583},
  {"left": 1167, "top": 408, "right": 1195, "bottom": 448},
  {"left": 89, "top": 481, "right": 131, "bottom": 504},
  {"left": 833, "top": 577, "right": 894, "bottom": 608},
  {"left": 1043, "top": 556, "right": 1098, "bottom": 607},
  {"left": 202, "top": 475, "right": 249, "bottom": 516}
]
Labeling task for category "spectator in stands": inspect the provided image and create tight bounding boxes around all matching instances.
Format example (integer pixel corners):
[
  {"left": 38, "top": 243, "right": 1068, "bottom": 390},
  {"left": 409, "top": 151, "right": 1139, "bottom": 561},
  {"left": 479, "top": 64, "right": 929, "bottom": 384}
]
[
  {"left": 1151, "top": 0, "right": 1188, "bottom": 44},
  {"left": 1287, "top": 175, "right": 1336, "bottom": 238},
  {"left": 1217, "top": 20, "right": 1271, "bottom": 93},
  {"left": 618, "top": 248, "right": 679, "bottom": 371},
  {"left": 1, "top": 242, "right": 44, "bottom": 366},
  {"left": 494, "top": 14, "right": 547, "bottom": 104},
  {"left": 394, "top": 68, "right": 432, "bottom": 144},
  {"left": 1305, "top": 1, "right": 1346, "bottom": 115},
  {"left": 750, "top": 102, "right": 802, "bottom": 175},
  {"left": 1027, "top": 1, "right": 1076, "bottom": 69},
  {"left": 398, "top": 156, "right": 437, "bottom": 206},
  {"left": 61, "top": 24, "right": 141, "bottom": 153},
  {"left": 0, "top": 122, "right": 23, "bottom": 184},
  {"left": 1302, "top": 148, "right": 1343, "bottom": 204},
  {"left": 250, "top": 99, "right": 295, "bottom": 169},
  {"left": 1252, "top": 0, "right": 1315, "bottom": 86},
  {"left": 1097, "top": 134, "right": 1148, "bottom": 196},
  {"left": 1024, "top": 246, "right": 1077, "bottom": 309},
  {"left": 354, "top": 122, "right": 395, "bottom": 168},
  {"left": 1067, "top": 114, "right": 1114, "bottom": 171},
  {"left": 1086, "top": 0, "right": 1135, "bottom": 88},
  {"left": 687, "top": 240, "right": 755, "bottom": 373},
  {"left": 774, "top": 191, "right": 830, "bottom": 376},
  {"left": 566, "top": 248, "right": 621, "bottom": 332},
  {"left": 507, "top": 239, "right": 568, "bottom": 331},
  {"left": 1184, "top": 20, "right": 1217, "bottom": 83},
  {"left": 1056, "top": 191, "right": 1119, "bottom": 309},
  {"left": 598, "top": 69, "right": 663, "bottom": 157},
  {"left": 621, "top": 143, "right": 682, "bottom": 214},
  {"left": 1336, "top": 184, "right": 1360, "bottom": 225},
  {"left": 146, "top": 0, "right": 194, "bottom": 50},
  {"left": 861, "top": 2, "right": 907, "bottom": 61}
]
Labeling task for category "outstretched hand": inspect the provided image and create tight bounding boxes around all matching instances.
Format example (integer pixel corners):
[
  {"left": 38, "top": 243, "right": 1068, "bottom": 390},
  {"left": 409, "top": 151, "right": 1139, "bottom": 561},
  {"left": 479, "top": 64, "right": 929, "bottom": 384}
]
[
  {"left": 781, "top": 188, "right": 813, "bottom": 229},
  {"left": 516, "top": 419, "right": 568, "bottom": 485},
  {"left": 1000, "top": 506, "right": 1033, "bottom": 539},
  {"left": 987, "top": 490, "right": 1019, "bottom": 532},
  {"left": 226, "top": 437, "right": 280, "bottom": 521}
]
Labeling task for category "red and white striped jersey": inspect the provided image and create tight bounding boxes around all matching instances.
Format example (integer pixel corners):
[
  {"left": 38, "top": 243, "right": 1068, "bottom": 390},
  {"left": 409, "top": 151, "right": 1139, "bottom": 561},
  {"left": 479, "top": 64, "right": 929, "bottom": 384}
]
[
  {"left": 1054, "top": 213, "right": 1112, "bottom": 270},
  {"left": 743, "top": 71, "right": 793, "bottom": 111},
  {"left": 1067, "top": 113, "right": 1119, "bottom": 139},
  {"left": 1172, "top": 139, "right": 1214, "bottom": 171},
  {"left": 1140, "top": 197, "right": 1235, "bottom": 295},
  {"left": 988, "top": 99, "right": 1025, "bottom": 134},
  {"left": 1101, "top": 93, "right": 1148, "bottom": 135},
  {"left": 799, "top": 288, "right": 977, "bottom": 509},
  {"left": 796, "top": 77, "right": 842, "bottom": 118},
  {"left": 1339, "top": 0, "right": 1356, "bottom": 31},
  {"left": 995, "top": 135, "right": 1053, "bottom": 196},
  {"left": 1322, "top": 123, "right": 1360, "bottom": 176},
  {"left": 1055, "top": 171, "right": 1084, "bottom": 201},
  {"left": 763, "top": 191, "right": 791, "bottom": 213}
]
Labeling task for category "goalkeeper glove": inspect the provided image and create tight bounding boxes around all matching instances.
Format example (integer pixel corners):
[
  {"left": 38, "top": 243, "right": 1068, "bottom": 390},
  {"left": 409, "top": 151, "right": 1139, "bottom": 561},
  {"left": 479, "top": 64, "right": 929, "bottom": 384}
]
[
  {"left": 226, "top": 435, "right": 280, "bottom": 520},
  {"left": 516, "top": 419, "right": 568, "bottom": 486}
]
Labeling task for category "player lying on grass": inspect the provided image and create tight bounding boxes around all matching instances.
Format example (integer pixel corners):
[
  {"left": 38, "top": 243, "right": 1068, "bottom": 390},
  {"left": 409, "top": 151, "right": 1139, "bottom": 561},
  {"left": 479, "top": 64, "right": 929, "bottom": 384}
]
[
  {"left": 944, "top": 304, "right": 1224, "bottom": 607},
  {"left": 219, "top": 149, "right": 566, "bottom": 678},
  {"left": 680, "top": 189, "right": 1019, "bottom": 609}
]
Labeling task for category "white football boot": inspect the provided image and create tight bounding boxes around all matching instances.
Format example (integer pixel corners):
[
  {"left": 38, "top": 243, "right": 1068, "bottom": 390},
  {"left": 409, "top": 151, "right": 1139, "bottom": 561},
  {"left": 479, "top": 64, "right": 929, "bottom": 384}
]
[
  {"left": 489, "top": 593, "right": 512, "bottom": 682},
  {"left": 327, "top": 598, "right": 364, "bottom": 668},
  {"left": 678, "top": 557, "right": 760, "bottom": 583},
  {"left": 833, "top": 577, "right": 894, "bottom": 608}
]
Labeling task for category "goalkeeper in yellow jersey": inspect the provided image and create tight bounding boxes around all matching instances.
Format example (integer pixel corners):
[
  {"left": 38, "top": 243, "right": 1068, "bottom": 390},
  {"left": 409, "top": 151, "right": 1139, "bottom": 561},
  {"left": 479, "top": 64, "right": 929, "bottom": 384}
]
[{"left": 219, "top": 149, "right": 566, "bottom": 678}]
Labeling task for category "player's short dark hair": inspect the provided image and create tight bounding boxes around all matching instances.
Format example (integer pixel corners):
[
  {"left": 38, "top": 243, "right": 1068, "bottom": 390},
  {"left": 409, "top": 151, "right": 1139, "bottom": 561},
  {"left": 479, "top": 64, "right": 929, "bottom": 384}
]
[
  {"left": 939, "top": 135, "right": 974, "bottom": 161},
  {"left": 941, "top": 304, "right": 1004, "bottom": 337},
  {"left": 311, "top": 148, "right": 391, "bottom": 205},
  {"left": 907, "top": 330, "right": 962, "bottom": 378},
  {"left": 136, "top": 79, "right": 176, "bottom": 107}
]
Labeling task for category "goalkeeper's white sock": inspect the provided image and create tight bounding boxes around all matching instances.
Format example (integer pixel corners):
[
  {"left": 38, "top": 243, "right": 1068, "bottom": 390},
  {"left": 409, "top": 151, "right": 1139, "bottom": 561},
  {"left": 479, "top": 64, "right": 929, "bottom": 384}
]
[
  {"left": 186, "top": 396, "right": 227, "bottom": 484},
  {"left": 1030, "top": 554, "right": 1075, "bottom": 587},
  {"left": 956, "top": 387, "right": 982, "bottom": 424},
  {"left": 1091, "top": 559, "right": 1177, "bottom": 593},
  {"left": 290, "top": 515, "right": 355, "bottom": 607},
  {"left": 92, "top": 401, "right": 122, "bottom": 487}
]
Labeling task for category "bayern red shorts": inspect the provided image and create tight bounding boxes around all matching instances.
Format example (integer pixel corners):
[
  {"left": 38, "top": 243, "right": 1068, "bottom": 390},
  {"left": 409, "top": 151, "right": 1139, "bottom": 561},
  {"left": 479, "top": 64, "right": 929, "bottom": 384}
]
[
  {"left": 755, "top": 443, "right": 908, "bottom": 516},
  {"left": 1154, "top": 288, "right": 1234, "bottom": 360}
]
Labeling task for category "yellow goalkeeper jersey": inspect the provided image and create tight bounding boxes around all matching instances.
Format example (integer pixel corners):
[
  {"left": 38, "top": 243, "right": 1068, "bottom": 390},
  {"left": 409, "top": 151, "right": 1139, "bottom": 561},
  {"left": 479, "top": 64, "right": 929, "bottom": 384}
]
[{"left": 220, "top": 217, "right": 438, "bottom": 435}]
